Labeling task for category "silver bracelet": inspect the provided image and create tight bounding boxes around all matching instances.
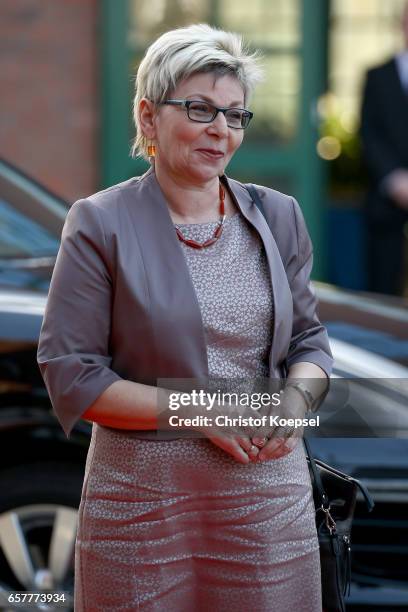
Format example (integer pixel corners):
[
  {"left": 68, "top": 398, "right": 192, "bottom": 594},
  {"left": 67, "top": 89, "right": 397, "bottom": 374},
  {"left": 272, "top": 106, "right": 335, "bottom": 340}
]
[{"left": 284, "top": 381, "right": 316, "bottom": 412}]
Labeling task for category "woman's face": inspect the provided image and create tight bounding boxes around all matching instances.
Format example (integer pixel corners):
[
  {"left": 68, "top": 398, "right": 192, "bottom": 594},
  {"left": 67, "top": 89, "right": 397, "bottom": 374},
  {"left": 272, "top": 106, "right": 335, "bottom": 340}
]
[{"left": 151, "top": 72, "right": 246, "bottom": 185}]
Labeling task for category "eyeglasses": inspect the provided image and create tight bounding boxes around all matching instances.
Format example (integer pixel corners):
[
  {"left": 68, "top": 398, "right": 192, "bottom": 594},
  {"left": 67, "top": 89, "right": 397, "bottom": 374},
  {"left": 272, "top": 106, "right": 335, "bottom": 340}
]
[{"left": 160, "top": 99, "right": 253, "bottom": 129}]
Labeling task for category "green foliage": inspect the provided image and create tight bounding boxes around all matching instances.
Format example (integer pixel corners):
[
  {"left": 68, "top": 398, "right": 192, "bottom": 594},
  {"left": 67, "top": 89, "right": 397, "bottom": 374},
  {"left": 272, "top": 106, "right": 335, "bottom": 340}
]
[{"left": 320, "top": 111, "right": 367, "bottom": 197}]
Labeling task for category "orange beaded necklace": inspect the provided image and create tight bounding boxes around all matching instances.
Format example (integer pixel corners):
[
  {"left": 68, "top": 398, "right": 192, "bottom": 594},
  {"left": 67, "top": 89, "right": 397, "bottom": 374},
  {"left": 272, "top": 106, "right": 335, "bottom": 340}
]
[{"left": 174, "top": 183, "right": 226, "bottom": 249}]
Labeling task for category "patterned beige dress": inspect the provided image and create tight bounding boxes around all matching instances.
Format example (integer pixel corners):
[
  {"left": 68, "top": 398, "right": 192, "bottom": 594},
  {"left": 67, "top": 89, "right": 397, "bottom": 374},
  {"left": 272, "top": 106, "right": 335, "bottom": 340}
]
[{"left": 74, "top": 212, "right": 322, "bottom": 611}]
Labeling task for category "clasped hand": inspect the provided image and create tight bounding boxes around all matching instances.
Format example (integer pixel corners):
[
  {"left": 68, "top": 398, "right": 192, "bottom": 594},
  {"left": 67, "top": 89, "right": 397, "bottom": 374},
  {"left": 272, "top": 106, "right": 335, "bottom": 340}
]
[
  {"left": 251, "top": 385, "right": 308, "bottom": 461},
  {"left": 196, "top": 388, "right": 308, "bottom": 464}
]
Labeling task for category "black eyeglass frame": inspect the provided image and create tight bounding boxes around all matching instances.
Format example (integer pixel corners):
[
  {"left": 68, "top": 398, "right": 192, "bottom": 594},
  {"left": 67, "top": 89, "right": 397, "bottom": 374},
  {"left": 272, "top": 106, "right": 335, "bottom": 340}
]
[{"left": 160, "top": 99, "right": 254, "bottom": 129}]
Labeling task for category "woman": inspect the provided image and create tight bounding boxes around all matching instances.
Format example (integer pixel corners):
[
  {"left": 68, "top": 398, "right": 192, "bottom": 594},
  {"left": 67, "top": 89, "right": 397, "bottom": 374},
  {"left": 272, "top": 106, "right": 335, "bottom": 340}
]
[{"left": 37, "top": 23, "right": 333, "bottom": 611}]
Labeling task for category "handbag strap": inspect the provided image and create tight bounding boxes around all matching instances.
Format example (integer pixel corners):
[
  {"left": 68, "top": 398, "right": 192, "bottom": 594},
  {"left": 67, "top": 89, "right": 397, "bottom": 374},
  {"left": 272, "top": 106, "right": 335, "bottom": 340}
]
[
  {"left": 245, "top": 183, "right": 375, "bottom": 514},
  {"left": 246, "top": 183, "right": 267, "bottom": 218},
  {"left": 303, "top": 437, "right": 330, "bottom": 508}
]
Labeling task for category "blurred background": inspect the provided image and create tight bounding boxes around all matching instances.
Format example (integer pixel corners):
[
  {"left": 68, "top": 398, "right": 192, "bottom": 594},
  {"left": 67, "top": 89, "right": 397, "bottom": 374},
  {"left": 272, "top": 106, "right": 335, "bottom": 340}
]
[{"left": 1, "top": 0, "right": 407, "bottom": 289}]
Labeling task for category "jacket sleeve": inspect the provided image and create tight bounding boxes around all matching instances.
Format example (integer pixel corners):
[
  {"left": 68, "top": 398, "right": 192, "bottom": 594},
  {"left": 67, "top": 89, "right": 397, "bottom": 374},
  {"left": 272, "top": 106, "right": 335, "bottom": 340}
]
[
  {"left": 37, "top": 199, "right": 123, "bottom": 438},
  {"left": 284, "top": 197, "right": 333, "bottom": 378}
]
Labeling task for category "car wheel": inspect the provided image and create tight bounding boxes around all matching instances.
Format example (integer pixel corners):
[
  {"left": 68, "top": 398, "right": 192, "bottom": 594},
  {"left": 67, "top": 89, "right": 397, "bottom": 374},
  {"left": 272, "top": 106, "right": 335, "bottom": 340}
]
[{"left": 0, "top": 462, "right": 83, "bottom": 611}]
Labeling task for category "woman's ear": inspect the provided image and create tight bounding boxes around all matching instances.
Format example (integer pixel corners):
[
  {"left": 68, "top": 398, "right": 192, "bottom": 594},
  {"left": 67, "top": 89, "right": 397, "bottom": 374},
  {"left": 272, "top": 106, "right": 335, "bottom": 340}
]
[{"left": 138, "top": 98, "right": 157, "bottom": 140}]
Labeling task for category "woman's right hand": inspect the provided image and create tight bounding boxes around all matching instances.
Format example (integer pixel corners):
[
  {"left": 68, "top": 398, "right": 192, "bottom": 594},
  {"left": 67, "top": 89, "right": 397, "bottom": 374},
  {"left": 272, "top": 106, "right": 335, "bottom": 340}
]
[
  {"left": 190, "top": 403, "right": 260, "bottom": 464},
  {"left": 203, "top": 429, "right": 259, "bottom": 464},
  {"left": 159, "top": 390, "right": 259, "bottom": 464}
]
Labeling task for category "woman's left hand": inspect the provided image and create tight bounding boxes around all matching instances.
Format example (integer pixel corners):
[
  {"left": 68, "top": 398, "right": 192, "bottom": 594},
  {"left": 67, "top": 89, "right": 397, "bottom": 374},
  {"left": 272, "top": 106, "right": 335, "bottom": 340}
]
[{"left": 252, "top": 386, "right": 307, "bottom": 461}]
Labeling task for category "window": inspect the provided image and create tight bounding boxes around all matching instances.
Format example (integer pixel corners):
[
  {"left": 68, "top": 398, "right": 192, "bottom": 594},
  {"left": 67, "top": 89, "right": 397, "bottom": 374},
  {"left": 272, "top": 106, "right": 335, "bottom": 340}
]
[
  {"left": 0, "top": 198, "right": 59, "bottom": 259},
  {"left": 128, "top": 0, "right": 301, "bottom": 144}
]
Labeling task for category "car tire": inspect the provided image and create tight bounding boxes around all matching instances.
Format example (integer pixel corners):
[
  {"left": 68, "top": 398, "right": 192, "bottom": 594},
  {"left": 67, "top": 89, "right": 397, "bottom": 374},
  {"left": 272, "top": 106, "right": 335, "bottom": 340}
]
[{"left": 0, "top": 462, "right": 84, "bottom": 611}]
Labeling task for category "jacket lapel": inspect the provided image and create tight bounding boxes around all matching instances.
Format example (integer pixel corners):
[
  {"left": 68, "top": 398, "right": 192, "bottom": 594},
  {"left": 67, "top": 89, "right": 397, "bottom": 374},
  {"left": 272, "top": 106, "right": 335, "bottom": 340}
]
[
  {"left": 223, "top": 176, "right": 293, "bottom": 373},
  {"left": 128, "top": 168, "right": 209, "bottom": 379}
]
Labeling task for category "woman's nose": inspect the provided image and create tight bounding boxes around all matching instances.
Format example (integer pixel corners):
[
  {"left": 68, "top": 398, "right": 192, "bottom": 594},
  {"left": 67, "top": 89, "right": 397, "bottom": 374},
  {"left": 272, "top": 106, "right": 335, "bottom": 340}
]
[{"left": 207, "top": 111, "right": 229, "bottom": 136}]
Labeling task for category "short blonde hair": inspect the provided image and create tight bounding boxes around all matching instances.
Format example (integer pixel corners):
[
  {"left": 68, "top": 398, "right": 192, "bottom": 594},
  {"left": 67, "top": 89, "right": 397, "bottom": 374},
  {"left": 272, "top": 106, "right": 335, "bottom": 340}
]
[{"left": 131, "top": 23, "right": 263, "bottom": 160}]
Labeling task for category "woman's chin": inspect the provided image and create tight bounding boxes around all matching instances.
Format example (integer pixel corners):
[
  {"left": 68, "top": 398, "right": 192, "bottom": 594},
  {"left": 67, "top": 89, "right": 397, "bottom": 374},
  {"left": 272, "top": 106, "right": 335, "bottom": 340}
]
[
  {"left": 185, "top": 163, "right": 226, "bottom": 184},
  {"left": 159, "top": 158, "right": 226, "bottom": 184}
]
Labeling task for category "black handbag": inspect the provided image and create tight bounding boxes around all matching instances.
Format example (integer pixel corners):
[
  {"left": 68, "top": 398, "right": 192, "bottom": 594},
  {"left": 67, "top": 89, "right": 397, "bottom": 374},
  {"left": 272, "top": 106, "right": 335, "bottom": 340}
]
[
  {"left": 304, "top": 437, "right": 375, "bottom": 612},
  {"left": 245, "top": 184, "right": 376, "bottom": 611}
]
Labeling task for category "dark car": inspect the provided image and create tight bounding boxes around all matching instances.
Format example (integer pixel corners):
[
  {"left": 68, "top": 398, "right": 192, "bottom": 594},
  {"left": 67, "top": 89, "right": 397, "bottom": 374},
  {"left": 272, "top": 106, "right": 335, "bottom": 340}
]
[{"left": 0, "top": 159, "right": 407, "bottom": 610}]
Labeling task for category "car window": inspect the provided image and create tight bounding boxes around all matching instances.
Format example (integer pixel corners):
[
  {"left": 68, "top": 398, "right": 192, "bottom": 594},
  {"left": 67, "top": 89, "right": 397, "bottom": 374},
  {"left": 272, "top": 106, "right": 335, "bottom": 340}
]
[{"left": 0, "top": 197, "right": 60, "bottom": 258}]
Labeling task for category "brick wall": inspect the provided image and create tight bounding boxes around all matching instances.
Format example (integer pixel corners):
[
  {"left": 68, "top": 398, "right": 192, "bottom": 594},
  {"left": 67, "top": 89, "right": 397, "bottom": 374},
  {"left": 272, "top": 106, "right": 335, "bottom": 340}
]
[{"left": 0, "top": 0, "right": 99, "bottom": 202}]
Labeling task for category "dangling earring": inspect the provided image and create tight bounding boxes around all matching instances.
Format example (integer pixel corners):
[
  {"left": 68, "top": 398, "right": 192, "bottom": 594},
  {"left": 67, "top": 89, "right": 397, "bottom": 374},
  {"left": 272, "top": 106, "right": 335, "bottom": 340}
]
[{"left": 147, "top": 140, "right": 156, "bottom": 160}]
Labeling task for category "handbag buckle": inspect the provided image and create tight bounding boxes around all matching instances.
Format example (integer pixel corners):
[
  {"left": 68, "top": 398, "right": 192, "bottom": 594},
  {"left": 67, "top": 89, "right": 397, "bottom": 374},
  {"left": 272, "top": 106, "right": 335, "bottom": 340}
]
[{"left": 320, "top": 504, "right": 337, "bottom": 534}]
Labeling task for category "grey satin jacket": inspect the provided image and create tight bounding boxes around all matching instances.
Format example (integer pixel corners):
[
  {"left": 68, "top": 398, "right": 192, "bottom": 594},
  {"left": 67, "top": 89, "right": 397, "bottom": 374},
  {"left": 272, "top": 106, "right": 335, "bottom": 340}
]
[{"left": 37, "top": 167, "right": 333, "bottom": 437}]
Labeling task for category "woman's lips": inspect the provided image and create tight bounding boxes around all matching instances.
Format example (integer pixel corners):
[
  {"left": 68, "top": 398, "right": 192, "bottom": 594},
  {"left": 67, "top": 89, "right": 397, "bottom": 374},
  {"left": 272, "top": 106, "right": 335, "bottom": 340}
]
[{"left": 196, "top": 149, "right": 225, "bottom": 160}]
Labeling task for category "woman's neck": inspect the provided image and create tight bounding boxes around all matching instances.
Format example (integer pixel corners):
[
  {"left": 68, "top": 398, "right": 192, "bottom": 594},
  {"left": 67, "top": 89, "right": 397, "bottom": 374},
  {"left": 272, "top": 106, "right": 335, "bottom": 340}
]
[{"left": 153, "top": 163, "right": 235, "bottom": 224}]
